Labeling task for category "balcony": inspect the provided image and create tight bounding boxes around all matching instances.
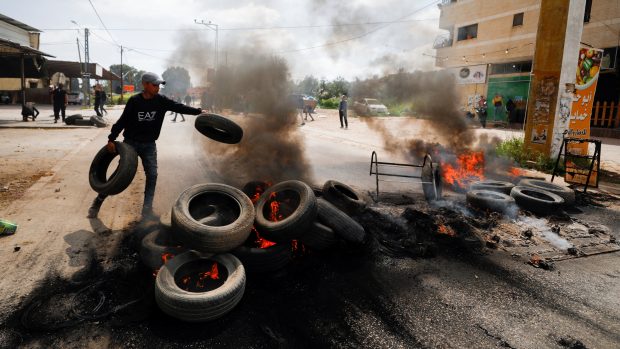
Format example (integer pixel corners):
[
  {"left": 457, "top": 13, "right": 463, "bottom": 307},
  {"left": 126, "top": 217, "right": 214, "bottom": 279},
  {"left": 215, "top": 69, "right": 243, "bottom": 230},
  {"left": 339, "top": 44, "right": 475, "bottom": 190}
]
[{"left": 433, "top": 33, "right": 453, "bottom": 49}]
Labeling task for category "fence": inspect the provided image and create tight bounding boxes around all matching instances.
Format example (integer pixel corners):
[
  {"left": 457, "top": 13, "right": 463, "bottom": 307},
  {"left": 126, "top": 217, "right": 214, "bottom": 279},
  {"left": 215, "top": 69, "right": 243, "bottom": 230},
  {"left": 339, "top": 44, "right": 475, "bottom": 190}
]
[{"left": 591, "top": 101, "right": 620, "bottom": 128}]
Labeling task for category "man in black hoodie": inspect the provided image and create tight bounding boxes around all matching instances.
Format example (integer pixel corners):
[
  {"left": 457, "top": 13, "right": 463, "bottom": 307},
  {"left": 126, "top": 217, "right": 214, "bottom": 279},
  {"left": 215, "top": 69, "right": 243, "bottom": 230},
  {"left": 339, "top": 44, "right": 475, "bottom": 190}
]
[{"left": 87, "top": 72, "right": 206, "bottom": 220}]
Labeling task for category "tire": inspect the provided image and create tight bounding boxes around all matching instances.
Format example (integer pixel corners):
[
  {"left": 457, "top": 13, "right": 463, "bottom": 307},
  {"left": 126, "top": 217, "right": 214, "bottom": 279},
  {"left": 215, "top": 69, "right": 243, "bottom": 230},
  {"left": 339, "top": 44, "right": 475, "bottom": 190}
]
[
  {"left": 510, "top": 186, "right": 565, "bottom": 215},
  {"left": 322, "top": 180, "right": 366, "bottom": 216},
  {"left": 469, "top": 180, "right": 514, "bottom": 195},
  {"left": 301, "top": 221, "right": 338, "bottom": 250},
  {"left": 155, "top": 251, "right": 245, "bottom": 322},
  {"left": 241, "top": 181, "right": 270, "bottom": 203},
  {"left": 171, "top": 183, "right": 255, "bottom": 253},
  {"left": 231, "top": 244, "right": 291, "bottom": 273},
  {"left": 316, "top": 198, "right": 365, "bottom": 243},
  {"left": 466, "top": 190, "right": 515, "bottom": 213},
  {"left": 195, "top": 113, "right": 243, "bottom": 144},
  {"left": 65, "top": 114, "right": 83, "bottom": 125},
  {"left": 255, "top": 180, "right": 317, "bottom": 243},
  {"left": 73, "top": 119, "right": 94, "bottom": 126},
  {"left": 88, "top": 142, "right": 138, "bottom": 196},
  {"left": 140, "top": 228, "right": 188, "bottom": 270},
  {"left": 517, "top": 179, "right": 575, "bottom": 206},
  {"left": 90, "top": 115, "right": 107, "bottom": 128},
  {"left": 422, "top": 159, "right": 442, "bottom": 201}
]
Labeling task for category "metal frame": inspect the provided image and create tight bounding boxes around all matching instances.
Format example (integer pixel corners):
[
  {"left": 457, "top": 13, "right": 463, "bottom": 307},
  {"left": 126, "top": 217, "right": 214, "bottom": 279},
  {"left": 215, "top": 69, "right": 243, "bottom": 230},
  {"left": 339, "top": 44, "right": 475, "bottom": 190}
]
[
  {"left": 551, "top": 137, "right": 601, "bottom": 192},
  {"left": 369, "top": 151, "right": 438, "bottom": 201}
]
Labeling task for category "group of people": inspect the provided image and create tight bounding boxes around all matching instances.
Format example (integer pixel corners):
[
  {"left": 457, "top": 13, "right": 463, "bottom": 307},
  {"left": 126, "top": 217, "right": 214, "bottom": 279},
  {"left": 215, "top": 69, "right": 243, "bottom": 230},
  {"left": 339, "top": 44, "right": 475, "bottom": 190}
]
[
  {"left": 472, "top": 93, "right": 523, "bottom": 129},
  {"left": 94, "top": 83, "right": 108, "bottom": 117}
]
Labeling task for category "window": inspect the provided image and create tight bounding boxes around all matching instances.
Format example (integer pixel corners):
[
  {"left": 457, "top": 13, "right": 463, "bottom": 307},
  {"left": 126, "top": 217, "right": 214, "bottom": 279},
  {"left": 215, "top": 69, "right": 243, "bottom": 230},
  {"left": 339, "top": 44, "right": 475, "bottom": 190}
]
[
  {"left": 584, "top": 0, "right": 592, "bottom": 23},
  {"left": 513, "top": 13, "right": 524, "bottom": 27},
  {"left": 490, "top": 61, "right": 532, "bottom": 75},
  {"left": 29, "top": 82, "right": 38, "bottom": 88},
  {"left": 457, "top": 24, "right": 478, "bottom": 41}
]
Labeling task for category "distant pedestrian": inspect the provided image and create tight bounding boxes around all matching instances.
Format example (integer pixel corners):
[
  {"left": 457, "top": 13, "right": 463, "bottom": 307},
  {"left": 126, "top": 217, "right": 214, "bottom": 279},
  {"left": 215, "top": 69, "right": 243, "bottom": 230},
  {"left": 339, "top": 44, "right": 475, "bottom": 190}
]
[
  {"left": 21, "top": 102, "right": 39, "bottom": 122},
  {"left": 184, "top": 94, "right": 192, "bottom": 106},
  {"left": 172, "top": 96, "right": 185, "bottom": 122},
  {"left": 297, "top": 95, "right": 305, "bottom": 126},
  {"left": 52, "top": 83, "right": 68, "bottom": 123},
  {"left": 94, "top": 84, "right": 103, "bottom": 117},
  {"left": 492, "top": 93, "right": 504, "bottom": 121},
  {"left": 338, "top": 95, "right": 348, "bottom": 129},
  {"left": 100, "top": 89, "right": 108, "bottom": 116},
  {"left": 303, "top": 99, "right": 315, "bottom": 122}
]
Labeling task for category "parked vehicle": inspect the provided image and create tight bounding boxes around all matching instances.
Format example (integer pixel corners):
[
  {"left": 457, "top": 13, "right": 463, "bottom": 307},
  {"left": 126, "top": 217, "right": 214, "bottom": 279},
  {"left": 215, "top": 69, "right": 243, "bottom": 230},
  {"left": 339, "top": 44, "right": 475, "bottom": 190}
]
[
  {"left": 67, "top": 92, "right": 84, "bottom": 105},
  {"left": 353, "top": 98, "right": 389, "bottom": 115},
  {"left": 0, "top": 93, "right": 10, "bottom": 104}
]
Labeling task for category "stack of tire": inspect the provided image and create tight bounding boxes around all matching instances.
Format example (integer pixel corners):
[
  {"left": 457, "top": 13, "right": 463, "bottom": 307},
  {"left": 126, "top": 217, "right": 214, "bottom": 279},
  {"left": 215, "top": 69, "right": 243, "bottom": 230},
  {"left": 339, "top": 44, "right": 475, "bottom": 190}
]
[
  {"left": 466, "top": 178, "right": 574, "bottom": 216},
  {"left": 147, "top": 179, "right": 367, "bottom": 323},
  {"left": 64, "top": 114, "right": 107, "bottom": 127}
]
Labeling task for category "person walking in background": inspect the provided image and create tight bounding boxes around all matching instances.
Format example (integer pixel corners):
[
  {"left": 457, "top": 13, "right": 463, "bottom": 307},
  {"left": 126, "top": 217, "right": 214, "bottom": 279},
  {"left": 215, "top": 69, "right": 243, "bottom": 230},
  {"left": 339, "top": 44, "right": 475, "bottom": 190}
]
[
  {"left": 477, "top": 95, "right": 487, "bottom": 128},
  {"left": 338, "top": 94, "right": 348, "bottom": 129},
  {"left": 492, "top": 93, "right": 503, "bottom": 121},
  {"left": 100, "top": 89, "right": 108, "bottom": 116},
  {"left": 184, "top": 94, "right": 192, "bottom": 107},
  {"left": 172, "top": 96, "right": 186, "bottom": 122},
  {"left": 52, "top": 83, "right": 67, "bottom": 123},
  {"left": 87, "top": 72, "right": 207, "bottom": 220},
  {"left": 94, "top": 84, "right": 103, "bottom": 117}
]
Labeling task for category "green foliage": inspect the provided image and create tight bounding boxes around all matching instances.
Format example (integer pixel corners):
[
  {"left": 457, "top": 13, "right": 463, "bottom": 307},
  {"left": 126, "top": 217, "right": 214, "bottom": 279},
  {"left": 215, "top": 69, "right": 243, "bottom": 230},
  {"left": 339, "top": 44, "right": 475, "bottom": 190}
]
[
  {"left": 319, "top": 77, "right": 349, "bottom": 100},
  {"left": 296, "top": 75, "right": 319, "bottom": 96},
  {"left": 495, "top": 137, "right": 564, "bottom": 173},
  {"left": 109, "top": 64, "right": 144, "bottom": 93},
  {"left": 386, "top": 102, "right": 413, "bottom": 116},
  {"left": 162, "top": 66, "right": 191, "bottom": 99},
  {"left": 319, "top": 97, "right": 340, "bottom": 109}
]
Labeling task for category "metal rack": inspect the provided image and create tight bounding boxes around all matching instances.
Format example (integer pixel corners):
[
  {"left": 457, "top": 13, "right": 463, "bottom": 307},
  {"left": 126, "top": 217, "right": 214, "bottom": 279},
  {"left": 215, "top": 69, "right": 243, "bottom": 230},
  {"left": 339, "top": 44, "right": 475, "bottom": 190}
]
[
  {"left": 551, "top": 137, "right": 601, "bottom": 192},
  {"left": 369, "top": 151, "right": 442, "bottom": 201}
]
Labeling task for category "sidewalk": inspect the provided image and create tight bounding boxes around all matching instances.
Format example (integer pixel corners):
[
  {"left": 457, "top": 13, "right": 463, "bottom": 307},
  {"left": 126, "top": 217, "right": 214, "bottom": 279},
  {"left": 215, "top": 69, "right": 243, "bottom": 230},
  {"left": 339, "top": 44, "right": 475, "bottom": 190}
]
[{"left": 0, "top": 104, "right": 120, "bottom": 129}]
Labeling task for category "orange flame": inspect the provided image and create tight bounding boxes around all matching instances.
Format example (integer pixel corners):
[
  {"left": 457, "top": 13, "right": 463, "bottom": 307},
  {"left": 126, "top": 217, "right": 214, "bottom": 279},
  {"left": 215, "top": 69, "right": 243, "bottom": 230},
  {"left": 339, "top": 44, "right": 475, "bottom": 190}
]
[
  {"left": 269, "top": 192, "right": 283, "bottom": 222},
  {"left": 438, "top": 224, "right": 456, "bottom": 237},
  {"left": 509, "top": 167, "right": 524, "bottom": 177},
  {"left": 196, "top": 262, "right": 219, "bottom": 289},
  {"left": 442, "top": 152, "right": 485, "bottom": 188},
  {"left": 161, "top": 252, "right": 175, "bottom": 265},
  {"left": 253, "top": 227, "right": 276, "bottom": 249}
]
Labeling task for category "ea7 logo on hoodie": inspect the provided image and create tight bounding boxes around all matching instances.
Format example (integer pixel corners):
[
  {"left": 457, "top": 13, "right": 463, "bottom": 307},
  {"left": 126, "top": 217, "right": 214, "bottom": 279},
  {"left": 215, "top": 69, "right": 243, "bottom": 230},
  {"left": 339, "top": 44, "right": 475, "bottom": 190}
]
[{"left": 138, "top": 111, "right": 157, "bottom": 121}]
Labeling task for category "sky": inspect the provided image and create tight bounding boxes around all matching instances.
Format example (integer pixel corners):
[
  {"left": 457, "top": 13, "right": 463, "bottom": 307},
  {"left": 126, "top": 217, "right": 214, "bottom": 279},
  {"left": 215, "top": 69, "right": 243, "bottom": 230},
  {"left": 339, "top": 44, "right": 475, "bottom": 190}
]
[{"left": 2, "top": 0, "right": 441, "bottom": 85}]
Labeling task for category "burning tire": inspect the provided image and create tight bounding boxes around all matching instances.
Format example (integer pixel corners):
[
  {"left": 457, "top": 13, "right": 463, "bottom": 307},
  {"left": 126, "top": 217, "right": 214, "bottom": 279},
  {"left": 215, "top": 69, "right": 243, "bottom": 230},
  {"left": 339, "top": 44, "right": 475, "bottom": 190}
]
[
  {"left": 90, "top": 115, "right": 107, "bottom": 128},
  {"left": 255, "top": 180, "right": 317, "bottom": 243},
  {"left": 65, "top": 114, "right": 83, "bottom": 125},
  {"left": 140, "top": 228, "right": 188, "bottom": 270},
  {"left": 89, "top": 141, "right": 138, "bottom": 196},
  {"left": 155, "top": 251, "right": 245, "bottom": 322},
  {"left": 510, "top": 186, "right": 565, "bottom": 215},
  {"left": 171, "top": 183, "right": 255, "bottom": 253},
  {"left": 231, "top": 243, "right": 291, "bottom": 273},
  {"left": 322, "top": 180, "right": 366, "bottom": 216},
  {"left": 195, "top": 113, "right": 243, "bottom": 144},
  {"left": 316, "top": 198, "right": 365, "bottom": 244},
  {"left": 421, "top": 159, "right": 442, "bottom": 201},
  {"left": 517, "top": 179, "right": 575, "bottom": 206},
  {"left": 469, "top": 180, "right": 514, "bottom": 195},
  {"left": 466, "top": 190, "right": 516, "bottom": 213},
  {"left": 241, "top": 181, "right": 270, "bottom": 202},
  {"left": 301, "top": 221, "right": 338, "bottom": 250}
]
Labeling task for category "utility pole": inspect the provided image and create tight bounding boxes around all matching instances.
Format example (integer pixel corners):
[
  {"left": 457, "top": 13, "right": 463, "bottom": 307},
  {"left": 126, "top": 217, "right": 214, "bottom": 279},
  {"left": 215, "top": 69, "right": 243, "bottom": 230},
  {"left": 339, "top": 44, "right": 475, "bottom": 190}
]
[
  {"left": 194, "top": 19, "right": 219, "bottom": 69},
  {"left": 120, "top": 45, "right": 124, "bottom": 103},
  {"left": 83, "top": 28, "right": 91, "bottom": 106}
]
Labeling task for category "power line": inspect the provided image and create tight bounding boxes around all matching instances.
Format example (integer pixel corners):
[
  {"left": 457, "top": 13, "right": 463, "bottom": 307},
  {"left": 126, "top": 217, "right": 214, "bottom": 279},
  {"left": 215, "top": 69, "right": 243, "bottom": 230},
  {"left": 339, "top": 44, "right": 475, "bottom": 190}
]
[
  {"left": 87, "top": 0, "right": 119, "bottom": 46},
  {"left": 278, "top": 0, "right": 440, "bottom": 54},
  {"left": 39, "top": 18, "right": 438, "bottom": 32}
]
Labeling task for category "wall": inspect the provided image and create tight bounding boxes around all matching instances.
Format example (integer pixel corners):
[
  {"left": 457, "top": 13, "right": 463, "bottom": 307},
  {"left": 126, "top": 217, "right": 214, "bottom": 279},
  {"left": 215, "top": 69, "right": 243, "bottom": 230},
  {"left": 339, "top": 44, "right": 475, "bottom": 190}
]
[{"left": 0, "top": 21, "right": 30, "bottom": 46}]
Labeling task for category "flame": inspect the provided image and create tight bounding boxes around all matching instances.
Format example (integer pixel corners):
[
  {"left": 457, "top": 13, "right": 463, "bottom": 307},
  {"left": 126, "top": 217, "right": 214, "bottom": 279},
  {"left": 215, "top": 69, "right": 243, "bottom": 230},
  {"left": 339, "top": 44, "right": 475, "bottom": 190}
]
[
  {"left": 196, "top": 262, "right": 220, "bottom": 289},
  {"left": 269, "top": 192, "right": 283, "bottom": 222},
  {"left": 254, "top": 227, "right": 276, "bottom": 249},
  {"left": 437, "top": 224, "right": 456, "bottom": 237},
  {"left": 442, "top": 152, "right": 485, "bottom": 188},
  {"left": 509, "top": 167, "right": 524, "bottom": 177},
  {"left": 249, "top": 181, "right": 272, "bottom": 204},
  {"left": 161, "top": 252, "right": 175, "bottom": 264}
]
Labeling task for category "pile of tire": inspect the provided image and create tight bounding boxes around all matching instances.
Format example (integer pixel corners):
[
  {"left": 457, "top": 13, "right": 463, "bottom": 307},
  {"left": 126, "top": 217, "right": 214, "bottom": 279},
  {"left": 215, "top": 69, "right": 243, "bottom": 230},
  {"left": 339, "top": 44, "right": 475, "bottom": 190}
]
[
  {"left": 64, "top": 114, "right": 108, "bottom": 127},
  {"left": 142, "top": 179, "right": 367, "bottom": 322},
  {"left": 466, "top": 178, "right": 573, "bottom": 216}
]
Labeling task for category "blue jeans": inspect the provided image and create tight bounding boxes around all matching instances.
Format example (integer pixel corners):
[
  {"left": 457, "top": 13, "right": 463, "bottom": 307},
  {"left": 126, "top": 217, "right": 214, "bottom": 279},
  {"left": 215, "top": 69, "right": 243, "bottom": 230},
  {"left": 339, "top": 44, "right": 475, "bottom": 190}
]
[
  {"left": 96, "top": 139, "right": 157, "bottom": 211},
  {"left": 494, "top": 105, "right": 504, "bottom": 120}
]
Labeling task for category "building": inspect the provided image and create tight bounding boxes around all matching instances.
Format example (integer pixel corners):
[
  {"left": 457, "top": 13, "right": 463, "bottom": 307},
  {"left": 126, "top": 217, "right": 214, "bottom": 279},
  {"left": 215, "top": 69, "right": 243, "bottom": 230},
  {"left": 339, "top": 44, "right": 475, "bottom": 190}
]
[
  {"left": 0, "top": 13, "right": 52, "bottom": 104},
  {"left": 434, "top": 0, "right": 620, "bottom": 129}
]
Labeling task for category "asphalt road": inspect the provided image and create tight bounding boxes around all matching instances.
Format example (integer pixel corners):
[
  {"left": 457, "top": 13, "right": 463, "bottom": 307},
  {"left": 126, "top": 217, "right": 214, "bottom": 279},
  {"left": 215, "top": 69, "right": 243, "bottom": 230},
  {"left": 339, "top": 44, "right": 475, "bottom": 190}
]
[{"left": 0, "top": 107, "right": 619, "bottom": 348}]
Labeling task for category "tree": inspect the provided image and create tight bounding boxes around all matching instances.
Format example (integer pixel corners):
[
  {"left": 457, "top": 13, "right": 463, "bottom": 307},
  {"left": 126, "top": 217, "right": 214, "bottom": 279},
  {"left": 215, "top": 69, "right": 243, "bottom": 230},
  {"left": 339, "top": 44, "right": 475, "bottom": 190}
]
[
  {"left": 296, "top": 75, "right": 319, "bottom": 96},
  {"left": 109, "top": 64, "right": 140, "bottom": 94},
  {"left": 162, "top": 66, "right": 191, "bottom": 99}
]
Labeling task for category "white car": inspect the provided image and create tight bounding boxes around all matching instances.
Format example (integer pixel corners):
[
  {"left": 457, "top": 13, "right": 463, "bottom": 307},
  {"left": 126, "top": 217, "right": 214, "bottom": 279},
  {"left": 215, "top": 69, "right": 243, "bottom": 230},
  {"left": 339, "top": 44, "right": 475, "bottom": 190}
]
[
  {"left": 354, "top": 98, "right": 389, "bottom": 115},
  {"left": 67, "top": 92, "right": 84, "bottom": 105}
]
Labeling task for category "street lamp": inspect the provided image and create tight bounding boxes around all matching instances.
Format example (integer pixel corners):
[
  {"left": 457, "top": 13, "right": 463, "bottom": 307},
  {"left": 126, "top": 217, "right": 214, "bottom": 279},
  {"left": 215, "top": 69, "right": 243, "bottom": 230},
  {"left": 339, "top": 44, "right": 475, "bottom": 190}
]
[{"left": 194, "top": 19, "right": 219, "bottom": 69}]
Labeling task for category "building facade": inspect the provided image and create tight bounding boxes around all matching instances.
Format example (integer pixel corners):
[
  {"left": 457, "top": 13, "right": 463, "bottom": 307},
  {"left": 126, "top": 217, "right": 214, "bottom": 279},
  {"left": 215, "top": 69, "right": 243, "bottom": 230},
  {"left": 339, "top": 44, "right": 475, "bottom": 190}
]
[{"left": 434, "top": 0, "right": 619, "bottom": 128}]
